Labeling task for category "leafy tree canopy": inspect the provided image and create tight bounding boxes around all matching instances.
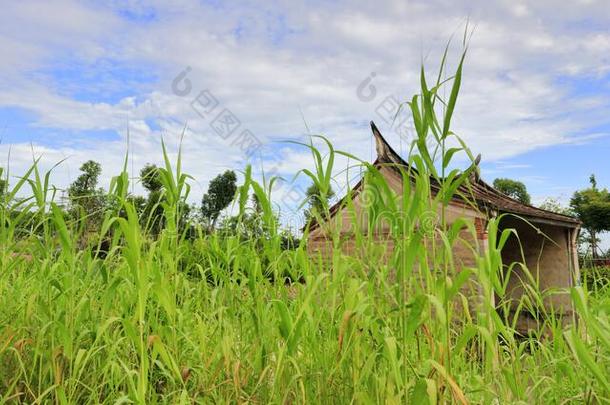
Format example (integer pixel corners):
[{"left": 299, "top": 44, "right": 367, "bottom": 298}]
[
  {"left": 0, "top": 167, "right": 6, "bottom": 197},
  {"left": 68, "top": 160, "right": 102, "bottom": 200},
  {"left": 140, "top": 164, "right": 163, "bottom": 193},
  {"left": 570, "top": 174, "right": 610, "bottom": 259},
  {"left": 493, "top": 177, "right": 531, "bottom": 205},
  {"left": 304, "top": 182, "right": 335, "bottom": 222},
  {"left": 66, "top": 160, "right": 105, "bottom": 234},
  {"left": 570, "top": 175, "right": 610, "bottom": 233},
  {"left": 201, "top": 170, "right": 237, "bottom": 226},
  {"left": 538, "top": 198, "right": 573, "bottom": 216}
]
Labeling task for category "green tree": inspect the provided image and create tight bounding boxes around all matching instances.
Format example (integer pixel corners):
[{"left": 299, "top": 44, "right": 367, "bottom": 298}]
[
  {"left": 304, "top": 182, "right": 335, "bottom": 222},
  {"left": 0, "top": 167, "right": 6, "bottom": 198},
  {"left": 538, "top": 197, "right": 573, "bottom": 216},
  {"left": 493, "top": 178, "right": 531, "bottom": 205},
  {"left": 201, "top": 170, "right": 237, "bottom": 228},
  {"left": 66, "top": 160, "right": 106, "bottom": 244},
  {"left": 68, "top": 160, "right": 104, "bottom": 218},
  {"left": 127, "top": 194, "right": 147, "bottom": 216},
  {"left": 251, "top": 192, "right": 263, "bottom": 215},
  {"left": 137, "top": 163, "right": 193, "bottom": 237},
  {"left": 570, "top": 174, "right": 610, "bottom": 259},
  {"left": 140, "top": 163, "right": 163, "bottom": 193},
  {"left": 68, "top": 161, "right": 101, "bottom": 199},
  {"left": 224, "top": 193, "right": 265, "bottom": 238},
  {"left": 139, "top": 164, "right": 164, "bottom": 235}
]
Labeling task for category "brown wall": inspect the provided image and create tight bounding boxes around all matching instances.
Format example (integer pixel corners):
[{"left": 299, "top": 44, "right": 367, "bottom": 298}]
[
  {"left": 307, "top": 166, "right": 485, "bottom": 266},
  {"left": 306, "top": 165, "right": 579, "bottom": 327},
  {"left": 306, "top": 166, "right": 486, "bottom": 312},
  {"left": 498, "top": 215, "right": 574, "bottom": 314}
]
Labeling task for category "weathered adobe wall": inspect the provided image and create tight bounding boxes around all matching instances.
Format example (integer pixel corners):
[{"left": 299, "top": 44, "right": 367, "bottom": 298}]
[
  {"left": 308, "top": 165, "right": 405, "bottom": 241},
  {"left": 306, "top": 166, "right": 490, "bottom": 321},
  {"left": 306, "top": 164, "right": 577, "bottom": 331},
  {"left": 307, "top": 166, "right": 485, "bottom": 275},
  {"left": 498, "top": 215, "right": 574, "bottom": 314}
]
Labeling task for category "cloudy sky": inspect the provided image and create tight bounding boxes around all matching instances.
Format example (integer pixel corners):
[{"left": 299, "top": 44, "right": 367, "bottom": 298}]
[{"left": 1, "top": 0, "right": 609, "bottom": 236}]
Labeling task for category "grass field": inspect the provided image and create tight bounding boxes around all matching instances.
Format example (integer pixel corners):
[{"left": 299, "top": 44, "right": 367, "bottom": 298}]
[{"left": 1, "top": 49, "right": 609, "bottom": 404}]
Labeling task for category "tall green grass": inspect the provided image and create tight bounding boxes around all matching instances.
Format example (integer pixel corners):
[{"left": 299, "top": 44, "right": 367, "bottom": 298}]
[{"left": 1, "top": 47, "right": 609, "bottom": 404}]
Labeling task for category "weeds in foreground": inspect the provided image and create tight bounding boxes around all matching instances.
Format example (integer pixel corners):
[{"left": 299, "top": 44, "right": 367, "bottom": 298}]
[{"left": 0, "top": 44, "right": 609, "bottom": 404}]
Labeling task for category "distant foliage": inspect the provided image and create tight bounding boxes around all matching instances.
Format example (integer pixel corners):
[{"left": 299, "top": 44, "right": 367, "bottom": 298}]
[
  {"left": 538, "top": 197, "right": 573, "bottom": 216},
  {"left": 304, "top": 182, "right": 335, "bottom": 222},
  {"left": 580, "top": 265, "right": 610, "bottom": 295},
  {"left": 68, "top": 160, "right": 102, "bottom": 203},
  {"left": 139, "top": 164, "right": 165, "bottom": 235},
  {"left": 67, "top": 160, "right": 106, "bottom": 230},
  {"left": 126, "top": 194, "right": 147, "bottom": 216},
  {"left": 0, "top": 167, "right": 6, "bottom": 197},
  {"left": 571, "top": 174, "right": 610, "bottom": 259},
  {"left": 493, "top": 177, "right": 531, "bottom": 205},
  {"left": 140, "top": 163, "right": 163, "bottom": 193},
  {"left": 201, "top": 170, "right": 237, "bottom": 228}
]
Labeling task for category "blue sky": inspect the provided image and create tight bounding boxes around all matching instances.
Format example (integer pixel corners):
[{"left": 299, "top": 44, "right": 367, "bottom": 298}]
[{"left": 0, "top": 0, "right": 609, "bottom": 244}]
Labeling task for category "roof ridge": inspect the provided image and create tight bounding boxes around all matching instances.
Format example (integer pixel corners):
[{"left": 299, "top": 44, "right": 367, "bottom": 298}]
[{"left": 304, "top": 121, "right": 580, "bottom": 232}]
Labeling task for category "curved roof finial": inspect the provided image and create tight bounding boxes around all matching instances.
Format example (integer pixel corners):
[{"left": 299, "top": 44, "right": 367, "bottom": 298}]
[{"left": 370, "top": 121, "right": 406, "bottom": 165}]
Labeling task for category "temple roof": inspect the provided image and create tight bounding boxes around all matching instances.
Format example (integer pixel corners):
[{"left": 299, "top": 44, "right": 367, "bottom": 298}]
[{"left": 306, "top": 121, "right": 581, "bottom": 231}]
